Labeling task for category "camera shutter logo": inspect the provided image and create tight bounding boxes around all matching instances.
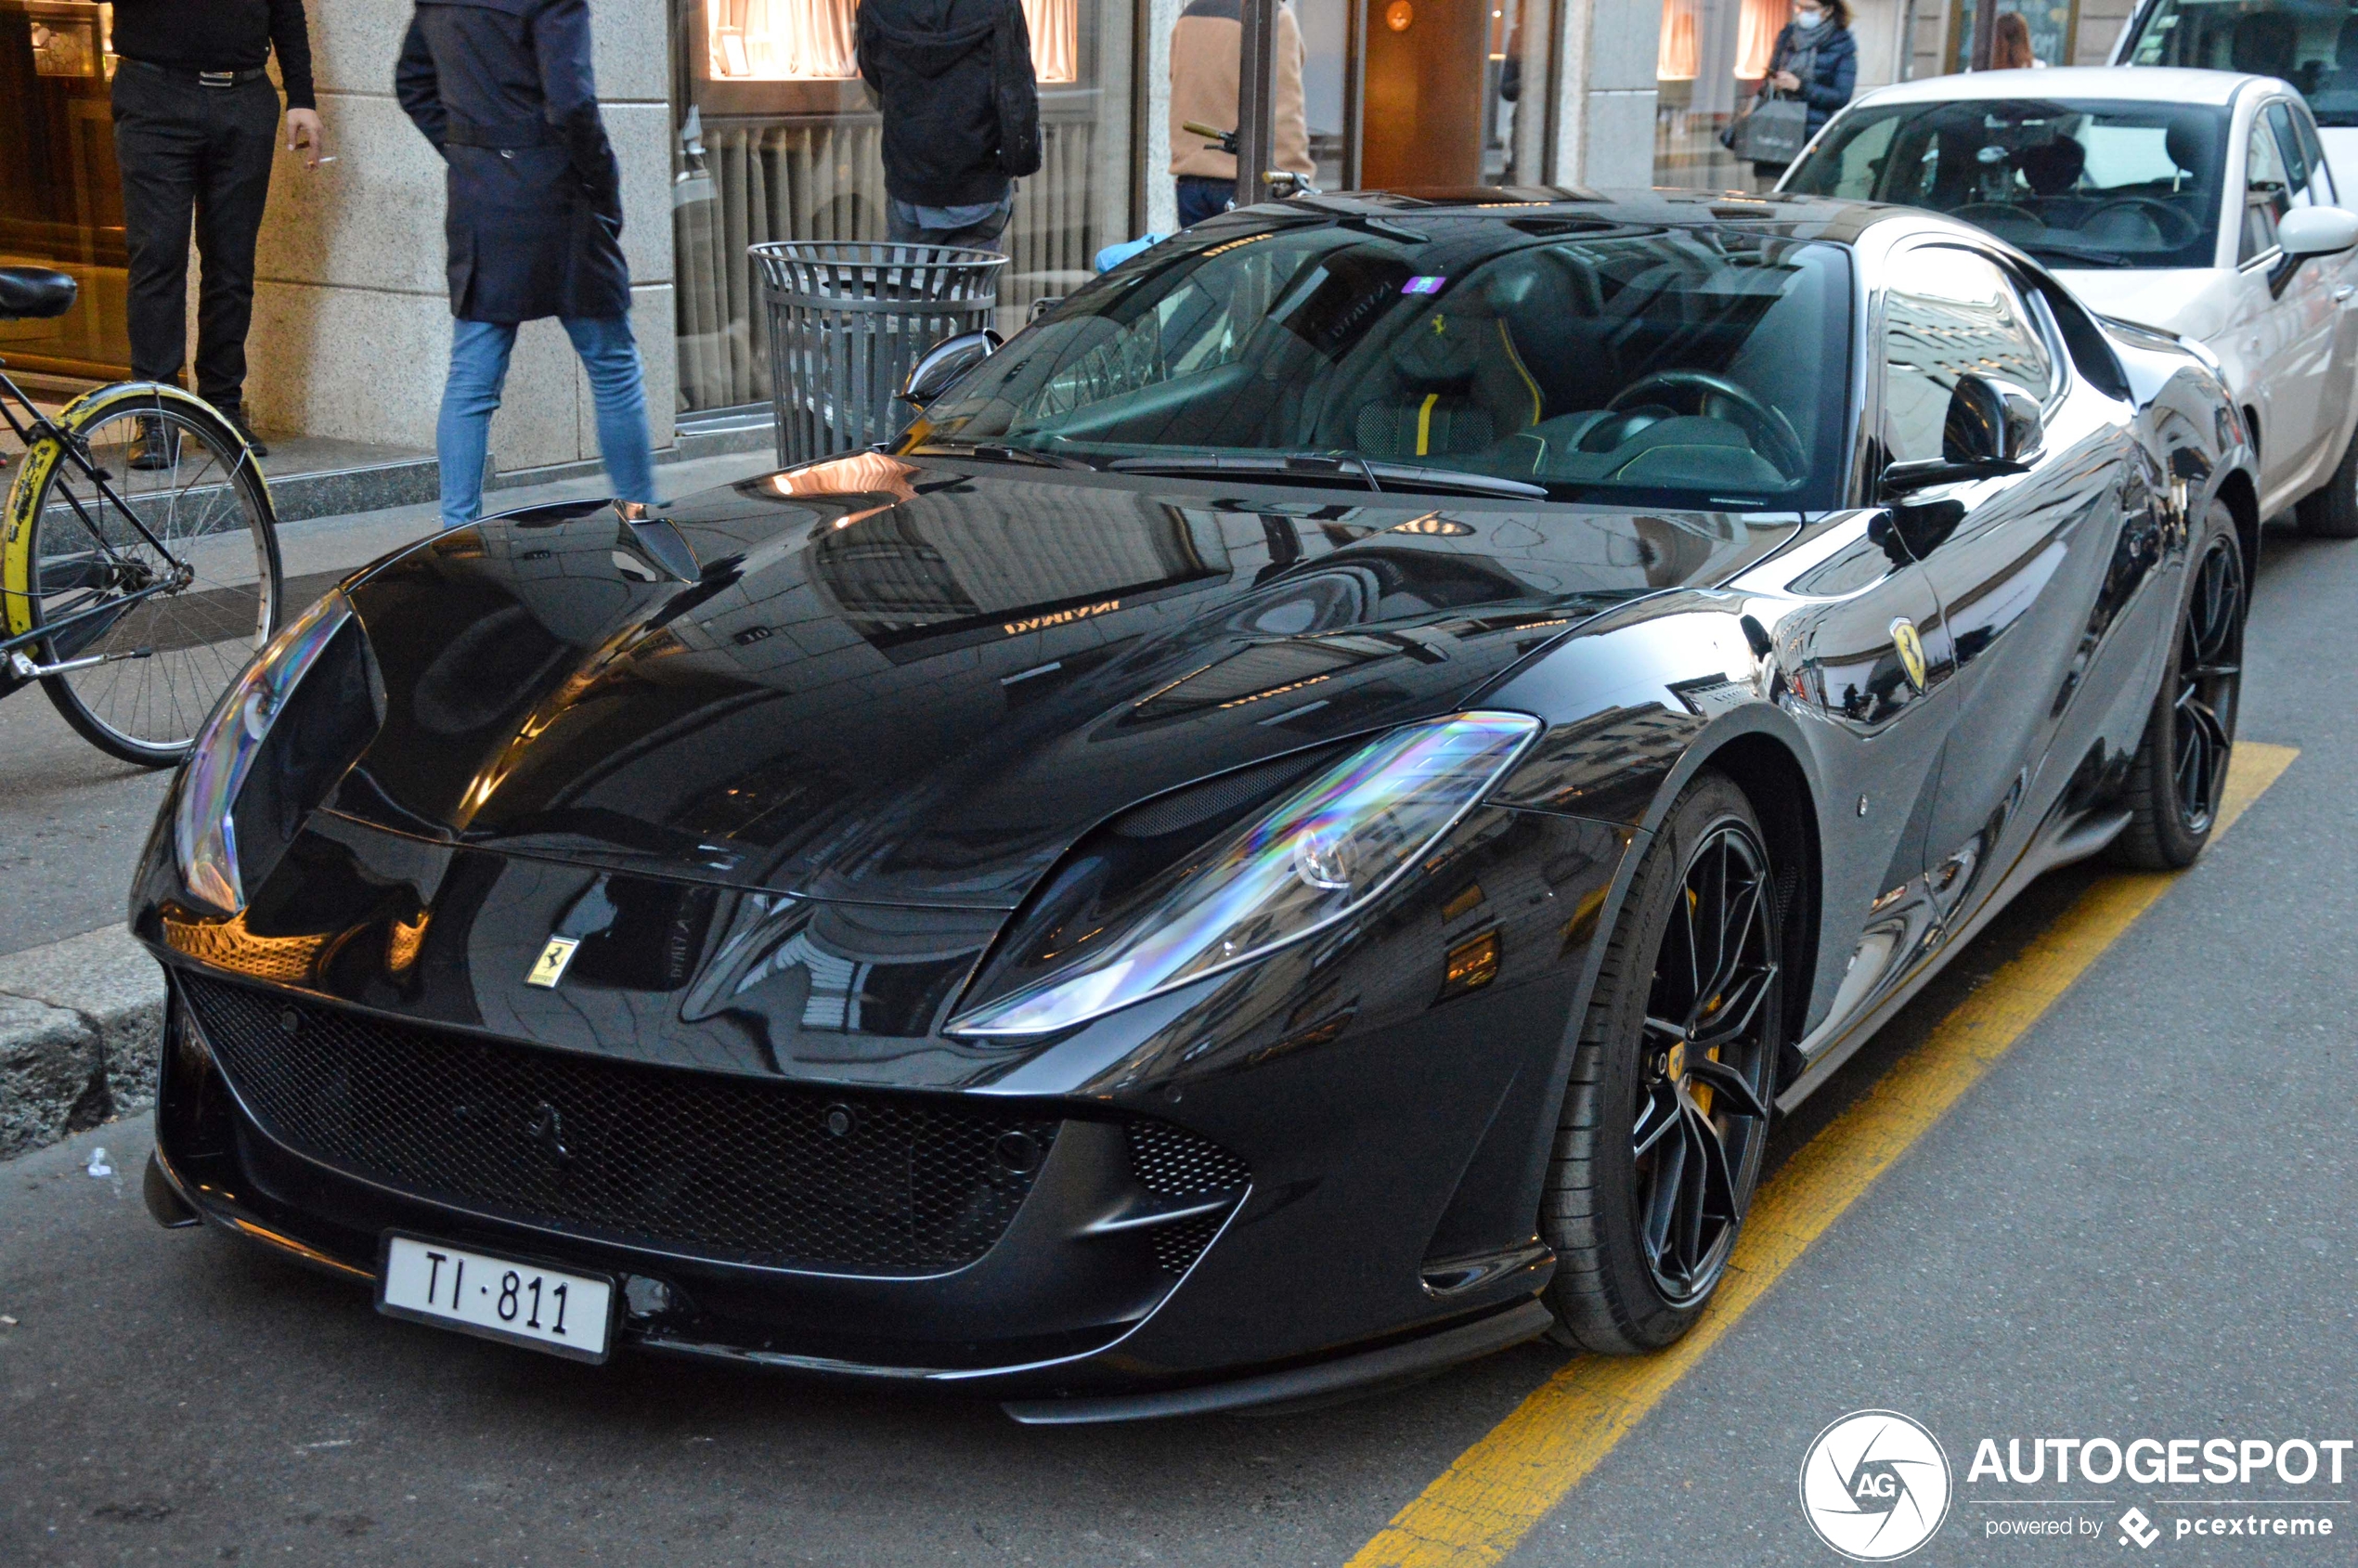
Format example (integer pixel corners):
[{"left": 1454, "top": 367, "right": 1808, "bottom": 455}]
[{"left": 1798, "top": 1409, "right": 1952, "bottom": 1561}]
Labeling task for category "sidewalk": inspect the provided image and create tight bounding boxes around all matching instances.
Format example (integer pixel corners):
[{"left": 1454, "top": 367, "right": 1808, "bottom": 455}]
[{"left": 0, "top": 445, "right": 780, "bottom": 1160}]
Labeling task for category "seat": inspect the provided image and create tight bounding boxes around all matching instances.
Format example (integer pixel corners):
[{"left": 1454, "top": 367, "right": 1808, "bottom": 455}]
[
  {"left": 0, "top": 268, "right": 77, "bottom": 321},
  {"left": 2231, "top": 11, "right": 2297, "bottom": 78}
]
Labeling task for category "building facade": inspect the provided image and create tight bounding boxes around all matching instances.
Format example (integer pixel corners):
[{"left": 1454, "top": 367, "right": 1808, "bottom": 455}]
[{"left": 1, "top": 0, "right": 2130, "bottom": 472}]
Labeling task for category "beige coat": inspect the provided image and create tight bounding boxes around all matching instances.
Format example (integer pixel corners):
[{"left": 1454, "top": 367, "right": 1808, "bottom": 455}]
[{"left": 1168, "top": 0, "right": 1314, "bottom": 180}]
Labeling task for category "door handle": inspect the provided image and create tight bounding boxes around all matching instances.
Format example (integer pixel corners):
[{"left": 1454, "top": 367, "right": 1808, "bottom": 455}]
[{"left": 2337, "top": 284, "right": 2355, "bottom": 302}]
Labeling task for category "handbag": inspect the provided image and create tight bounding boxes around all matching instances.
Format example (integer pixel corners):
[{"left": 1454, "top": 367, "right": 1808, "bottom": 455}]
[{"left": 1724, "top": 37, "right": 1815, "bottom": 164}]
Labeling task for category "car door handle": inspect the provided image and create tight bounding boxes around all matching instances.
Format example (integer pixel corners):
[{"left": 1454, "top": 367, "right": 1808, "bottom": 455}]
[{"left": 2337, "top": 284, "right": 2355, "bottom": 302}]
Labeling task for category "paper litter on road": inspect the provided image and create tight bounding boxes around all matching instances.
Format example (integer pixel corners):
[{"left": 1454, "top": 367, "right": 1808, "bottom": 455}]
[{"left": 84, "top": 1148, "right": 110, "bottom": 1178}]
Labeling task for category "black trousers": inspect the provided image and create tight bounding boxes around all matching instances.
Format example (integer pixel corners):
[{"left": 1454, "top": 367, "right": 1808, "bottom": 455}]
[{"left": 110, "top": 65, "right": 279, "bottom": 408}]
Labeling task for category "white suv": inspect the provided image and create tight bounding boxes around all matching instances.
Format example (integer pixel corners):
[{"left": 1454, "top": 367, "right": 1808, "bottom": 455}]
[{"left": 1783, "top": 66, "right": 2358, "bottom": 538}]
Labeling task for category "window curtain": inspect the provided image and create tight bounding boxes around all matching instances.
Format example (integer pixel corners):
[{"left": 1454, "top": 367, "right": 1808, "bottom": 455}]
[
  {"left": 1733, "top": 0, "right": 1787, "bottom": 77},
  {"left": 710, "top": 0, "right": 1079, "bottom": 82},
  {"left": 1658, "top": 0, "right": 1700, "bottom": 80}
]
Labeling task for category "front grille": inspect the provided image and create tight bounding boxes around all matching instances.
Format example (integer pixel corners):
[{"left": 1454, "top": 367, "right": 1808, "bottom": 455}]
[
  {"left": 1127, "top": 1120, "right": 1251, "bottom": 1199},
  {"left": 179, "top": 974, "right": 1062, "bottom": 1276}
]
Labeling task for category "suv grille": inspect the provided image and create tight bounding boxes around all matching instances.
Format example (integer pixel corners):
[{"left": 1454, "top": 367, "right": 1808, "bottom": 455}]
[{"left": 180, "top": 974, "right": 1062, "bottom": 1276}]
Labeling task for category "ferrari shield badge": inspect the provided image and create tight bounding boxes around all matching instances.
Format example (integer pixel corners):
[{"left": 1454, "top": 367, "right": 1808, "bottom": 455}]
[
  {"left": 1890, "top": 617, "right": 1927, "bottom": 693},
  {"left": 526, "top": 936, "right": 580, "bottom": 989}
]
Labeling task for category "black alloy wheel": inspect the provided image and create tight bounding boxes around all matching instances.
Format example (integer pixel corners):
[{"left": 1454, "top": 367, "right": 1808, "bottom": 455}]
[
  {"left": 1631, "top": 821, "right": 1781, "bottom": 1302},
  {"left": 2115, "top": 502, "right": 2245, "bottom": 870},
  {"left": 1543, "top": 771, "right": 1784, "bottom": 1354}
]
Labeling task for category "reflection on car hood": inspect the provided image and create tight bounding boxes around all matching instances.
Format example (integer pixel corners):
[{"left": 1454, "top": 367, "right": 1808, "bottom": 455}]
[
  {"left": 326, "top": 454, "right": 1794, "bottom": 907},
  {"left": 2057, "top": 267, "right": 2237, "bottom": 355}
]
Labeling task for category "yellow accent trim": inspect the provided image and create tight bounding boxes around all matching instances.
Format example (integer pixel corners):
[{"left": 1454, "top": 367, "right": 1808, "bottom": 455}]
[
  {"left": 1346, "top": 741, "right": 2300, "bottom": 1568},
  {"left": 227, "top": 1217, "right": 377, "bottom": 1280},
  {"left": 1, "top": 382, "right": 273, "bottom": 642},
  {"left": 1416, "top": 393, "right": 1440, "bottom": 457},
  {"left": 1496, "top": 319, "right": 1543, "bottom": 429}
]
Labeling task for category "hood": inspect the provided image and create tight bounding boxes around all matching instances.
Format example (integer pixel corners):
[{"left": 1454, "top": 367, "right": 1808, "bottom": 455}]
[
  {"left": 2058, "top": 267, "right": 2237, "bottom": 352},
  {"left": 325, "top": 454, "right": 1793, "bottom": 909},
  {"left": 862, "top": 9, "right": 994, "bottom": 75}
]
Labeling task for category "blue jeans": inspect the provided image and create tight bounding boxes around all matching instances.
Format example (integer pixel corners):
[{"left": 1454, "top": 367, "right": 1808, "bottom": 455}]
[
  {"left": 437, "top": 314, "right": 655, "bottom": 528},
  {"left": 1175, "top": 176, "right": 1235, "bottom": 227}
]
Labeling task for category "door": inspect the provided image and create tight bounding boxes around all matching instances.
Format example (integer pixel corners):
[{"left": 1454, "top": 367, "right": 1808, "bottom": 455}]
[
  {"left": 1880, "top": 244, "right": 2151, "bottom": 920},
  {"left": 2266, "top": 98, "right": 2358, "bottom": 486},
  {"left": 2231, "top": 99, "right": 2336, "bottom": 498}
]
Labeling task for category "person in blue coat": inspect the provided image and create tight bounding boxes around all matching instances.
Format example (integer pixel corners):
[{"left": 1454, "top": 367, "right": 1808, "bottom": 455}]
[
  {"left": 396, "top": 0, "right": 655, "bottom": 528},
  {"left": 1747, "top": 0, "right": 1856, "bottom": 191}
]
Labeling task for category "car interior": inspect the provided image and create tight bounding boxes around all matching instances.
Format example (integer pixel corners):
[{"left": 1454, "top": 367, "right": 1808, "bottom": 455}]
[
  {"left": 1786, "top": 100, "right": 2228, "bottom": 270},
  {"left": 927, "top": 226, "right": 1847, "bottom": 504}
]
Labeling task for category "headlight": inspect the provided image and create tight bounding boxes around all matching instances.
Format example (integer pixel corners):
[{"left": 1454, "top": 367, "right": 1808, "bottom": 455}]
[
  {"left": 175, "top": 590, "right": 357, "bottom": 915},
  {"left": 945, "top": 711, "right": 1540, "bottom": 1038}
]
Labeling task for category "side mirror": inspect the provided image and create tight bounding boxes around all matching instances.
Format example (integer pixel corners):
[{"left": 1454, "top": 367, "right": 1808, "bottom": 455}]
[
  {"left": 1881, "top": 374, "right": 2041, "bottom": 495},
  {"left": 899, "top": 329, "right": 1002, "bottom": 409},
  {"left": 2271, "top": 205, "right": 2358, "bottom": 295}
]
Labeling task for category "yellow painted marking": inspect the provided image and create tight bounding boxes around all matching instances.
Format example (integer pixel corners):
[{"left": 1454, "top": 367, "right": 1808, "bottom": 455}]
[
  {"left": 1348, "top": 742, "right": 2299, "bottom": 1568},
  {"left": 1416, "top": 394, "right": 1441, "bottom": 457}
]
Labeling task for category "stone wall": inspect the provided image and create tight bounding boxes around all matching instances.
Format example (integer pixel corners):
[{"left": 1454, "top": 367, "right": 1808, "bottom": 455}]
[
  {"left": 1553, "top": 0, "right": 1664, "bottom": 188},
  {"left": 244, "top": 0, "right": 678, "bottom": 468}
]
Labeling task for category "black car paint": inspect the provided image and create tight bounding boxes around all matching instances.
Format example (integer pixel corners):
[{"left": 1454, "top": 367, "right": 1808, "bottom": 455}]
[{"left": 131, "top": 192, "right": 2254, "bottom": 1414}]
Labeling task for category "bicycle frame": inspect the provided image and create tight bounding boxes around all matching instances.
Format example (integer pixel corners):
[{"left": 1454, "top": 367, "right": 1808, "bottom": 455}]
[{"left": 0, "top": 362, "right": 202, "bottom": 694}]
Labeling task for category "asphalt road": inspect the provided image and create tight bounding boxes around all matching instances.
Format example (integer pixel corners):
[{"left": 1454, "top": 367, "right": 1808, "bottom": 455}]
[{"left": 2, "top": 515, "right": 2353, "bottom": 1567}]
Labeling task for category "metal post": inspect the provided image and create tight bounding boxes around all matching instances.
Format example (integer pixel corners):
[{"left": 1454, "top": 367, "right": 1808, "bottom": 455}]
[
  {"left": 1969, "top": 0, "right": 1999, "bottom": 70},
  {"left": 1237, "top": 0, "right": 1277, "bottom": 205}
]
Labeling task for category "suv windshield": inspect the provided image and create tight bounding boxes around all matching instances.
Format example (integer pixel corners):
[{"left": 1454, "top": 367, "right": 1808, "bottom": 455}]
[
  {"left": 910, "top": 214, "right": 1854, "bottom": 511},
  {"left": 1784, "top": 99, "right": 2226, "bottom": 270},
  {"left": 2122, "top": 0, "right": 2358, "bottom": 127}
]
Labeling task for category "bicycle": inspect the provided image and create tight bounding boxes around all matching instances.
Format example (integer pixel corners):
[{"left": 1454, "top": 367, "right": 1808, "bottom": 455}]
[{"left": 0, "top": 266, "right": 283, "bottom": 766}]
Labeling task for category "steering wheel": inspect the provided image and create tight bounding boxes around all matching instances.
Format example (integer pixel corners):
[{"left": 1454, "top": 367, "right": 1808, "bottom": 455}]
[
  {"left": 2079, "top": 197, "right": 2203, "bottom": 250},
  {"left": 1951, "top": 201, "right": 2048, "bottom": 240},
  {"left": 1605, "top": 370, "right": 1807, "bottom": 478}
]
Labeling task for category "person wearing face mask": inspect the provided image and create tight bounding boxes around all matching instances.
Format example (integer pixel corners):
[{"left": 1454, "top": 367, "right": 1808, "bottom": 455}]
[{"left": 1747, "top": 0, "right": 1855, "bottom": 191}]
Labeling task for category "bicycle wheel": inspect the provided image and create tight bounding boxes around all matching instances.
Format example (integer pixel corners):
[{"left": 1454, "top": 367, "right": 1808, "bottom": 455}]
[{"left": 2, "top": 385, "right": 282, "bottom": 766}]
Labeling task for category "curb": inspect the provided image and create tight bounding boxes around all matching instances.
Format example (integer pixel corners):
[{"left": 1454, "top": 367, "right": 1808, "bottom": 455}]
[{"left": 0, "top": 927, "right": 164, "bottom": 1162}]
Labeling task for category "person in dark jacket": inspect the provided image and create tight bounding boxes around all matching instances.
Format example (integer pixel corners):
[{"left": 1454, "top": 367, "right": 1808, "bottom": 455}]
[
  {"left": 1747, "top": 0, "right": 1856, "bottom": 191},
  {"left": 110, "top": 0, "right": 324, "bottom": 465},
  {"left": 857, "top": 0, "right": 1043, "bottom": 249},
  {"left": 395, "top": 0, "right": 654, "bottom": 528}
]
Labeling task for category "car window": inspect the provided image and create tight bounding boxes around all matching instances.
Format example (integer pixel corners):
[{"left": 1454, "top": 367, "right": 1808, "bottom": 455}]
[
  {"left": 2293, "top": 104, "right": 2338, "bottom": 202},
  {"left": 919, "top": 223, "right": 1858, "bottom": 511},
  {"left": 2243, "top": 113, "right": 2294, "bottom": 262},
  {"left": 2267, "top": 99, "right": 2338, "bottom": 204},
  {"left": 2120, "top": 0, "right": 2358, "bottom": 131},
  {"left": 1785, "top": 100, "right": 2226, "bottom": 272},
  {"left": 1881, "top": 249, "right": 2054, "bottom": 465}
]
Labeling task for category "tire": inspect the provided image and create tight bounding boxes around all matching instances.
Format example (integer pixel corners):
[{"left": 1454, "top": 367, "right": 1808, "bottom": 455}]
[
  {"left": 2295, "top": 421, "right": 2358, "bottom": 538},
  {"left": 1541, "top": 771, "right": 1784, "bottom": 1354},
  {"left": 4, "top": 385, "right": 281, "bottom": 766},
  {"left": 2111, "top": 499, "right": 2245, "bottom": 870}
]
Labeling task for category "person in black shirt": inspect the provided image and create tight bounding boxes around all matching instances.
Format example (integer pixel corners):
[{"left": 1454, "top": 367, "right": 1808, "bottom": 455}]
[{"left": 110, "top": 0, "right": 324, "bottom": 464}]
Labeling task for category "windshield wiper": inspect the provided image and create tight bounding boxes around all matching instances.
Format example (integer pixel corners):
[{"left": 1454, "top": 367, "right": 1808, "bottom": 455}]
[{"left": 1107, "top": 451, "right": 1547, "bottom": 499}]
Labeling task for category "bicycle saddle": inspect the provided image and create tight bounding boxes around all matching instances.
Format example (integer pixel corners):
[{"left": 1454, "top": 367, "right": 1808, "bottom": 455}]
[{"left": 0, "top": 268, "right": 77, "bottom": 321}]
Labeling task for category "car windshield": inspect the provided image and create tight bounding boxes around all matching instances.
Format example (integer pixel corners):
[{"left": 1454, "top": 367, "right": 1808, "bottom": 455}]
[
  {"left": 2122, "top": 0, "right": 2358, "bottom": 127},
  {"left": 1784, "top": 99, "right": 2226, "bottom": 270},
  {"left": 910, "top": 214, "right": 1855, "bottom": 511}
]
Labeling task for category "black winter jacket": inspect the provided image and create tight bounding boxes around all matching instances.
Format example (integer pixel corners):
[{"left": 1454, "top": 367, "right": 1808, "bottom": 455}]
[
  {"left": 857, "top": 0, "right": 1043, "bottom": 207},
  {"left": 1763, "top": 22, "right": 1857, "bottom": 138},
  {"left": 395, "top": 0, "right": 630, "bottom": 323}
]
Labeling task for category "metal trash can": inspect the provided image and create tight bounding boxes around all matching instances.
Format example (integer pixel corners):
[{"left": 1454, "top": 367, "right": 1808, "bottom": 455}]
[{"left": 751, "top": 241, "right": 1006, "bottom": 467}]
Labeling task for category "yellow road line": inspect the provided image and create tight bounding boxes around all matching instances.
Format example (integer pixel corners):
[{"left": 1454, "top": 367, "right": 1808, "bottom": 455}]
[{"left": 1347, "top": 742, "right": 2300, "bottom": 1568}]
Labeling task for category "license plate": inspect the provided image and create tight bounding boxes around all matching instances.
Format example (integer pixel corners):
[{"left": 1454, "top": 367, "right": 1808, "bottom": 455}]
[{"left": 377, "top": 1235, "right": 615, "bottom": 1363}]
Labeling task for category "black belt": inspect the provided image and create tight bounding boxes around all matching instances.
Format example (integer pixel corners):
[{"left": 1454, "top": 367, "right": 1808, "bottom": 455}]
[
  {"left": 446, "top": 119, "right": 559, "bottom": 150},
  {"left": 119, "top": 58, "right": 273, "bottom": 89}
]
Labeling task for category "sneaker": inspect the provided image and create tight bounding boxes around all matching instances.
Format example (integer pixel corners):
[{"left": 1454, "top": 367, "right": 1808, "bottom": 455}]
[
  {"left": 219, "top": 405, "right": 268, "bottom": 458},
  {"left": 126, "top": 417, "right": 178, "bottom": 471}
]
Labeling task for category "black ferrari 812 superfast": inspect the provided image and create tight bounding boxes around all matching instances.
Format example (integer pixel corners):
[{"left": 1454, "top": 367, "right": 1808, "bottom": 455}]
[{"left": 133, "top": 190, "right": 2253, "bottom": 1420}]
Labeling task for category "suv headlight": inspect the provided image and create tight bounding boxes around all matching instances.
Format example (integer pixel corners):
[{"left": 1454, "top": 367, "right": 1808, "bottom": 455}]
[
  {"left": 175, "top": 590, "right": 359, "bottom": 915},
  {"left": 945, "top": 711, "right": 1540, "bottom": 1038}
]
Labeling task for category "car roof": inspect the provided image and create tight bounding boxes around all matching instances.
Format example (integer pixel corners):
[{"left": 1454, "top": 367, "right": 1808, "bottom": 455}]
[{"left": 1849, "top": 64, "right": 2268, "bottom": 110}]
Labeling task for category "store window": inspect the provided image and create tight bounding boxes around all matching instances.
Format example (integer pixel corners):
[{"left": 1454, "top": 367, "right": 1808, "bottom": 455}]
[
  {"left": 1653, "top": 0, "right": 1786, "bottom": 190},
  {"left": 671, "top": 0, "right": 1135, "bottom": 415},
  {"left": 0, "top": 0, "right": 128, "bottom": 382}
]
